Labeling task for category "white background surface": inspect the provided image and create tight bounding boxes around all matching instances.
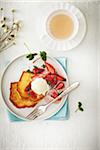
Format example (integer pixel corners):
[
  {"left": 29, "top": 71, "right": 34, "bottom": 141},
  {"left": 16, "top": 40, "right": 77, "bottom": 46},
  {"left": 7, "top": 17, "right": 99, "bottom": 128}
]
[{"left": 0, "top": 1, "right": 100, "bottom": 150}]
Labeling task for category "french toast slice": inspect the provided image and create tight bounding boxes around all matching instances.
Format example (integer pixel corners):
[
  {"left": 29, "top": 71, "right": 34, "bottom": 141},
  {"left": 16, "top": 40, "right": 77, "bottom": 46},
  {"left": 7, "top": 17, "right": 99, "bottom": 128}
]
[
  {"left": 17, "top": 71, "right": 34, "bottom": 98},
  {"left": 17, "top": 71, "right": 44, "bottom": 101},
  {"left": 10, "top": 82, "right": 43, "bottom": 108}
]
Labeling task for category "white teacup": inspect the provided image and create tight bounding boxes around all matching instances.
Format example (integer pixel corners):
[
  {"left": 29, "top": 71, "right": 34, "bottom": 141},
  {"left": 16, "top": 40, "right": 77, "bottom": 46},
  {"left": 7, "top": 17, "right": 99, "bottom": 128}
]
[{"left": 46, "top": 10, "right": 79, "bottom": 41}]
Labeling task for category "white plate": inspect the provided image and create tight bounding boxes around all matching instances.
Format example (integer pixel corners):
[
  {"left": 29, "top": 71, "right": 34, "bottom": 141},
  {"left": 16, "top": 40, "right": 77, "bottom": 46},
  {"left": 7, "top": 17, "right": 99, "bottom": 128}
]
[
  {"left": 1, "top": 55, "right": 69, "bottom": 121},
  {"left": 37, "top": 3, "right": 86, "bottom": 51}
]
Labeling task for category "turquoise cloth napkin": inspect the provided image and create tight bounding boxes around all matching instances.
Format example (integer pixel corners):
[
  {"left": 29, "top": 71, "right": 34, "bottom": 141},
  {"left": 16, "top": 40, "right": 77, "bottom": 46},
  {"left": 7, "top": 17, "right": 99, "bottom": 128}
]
[{"left": 7, "top": 57, "right": 69, "bottom": 121}]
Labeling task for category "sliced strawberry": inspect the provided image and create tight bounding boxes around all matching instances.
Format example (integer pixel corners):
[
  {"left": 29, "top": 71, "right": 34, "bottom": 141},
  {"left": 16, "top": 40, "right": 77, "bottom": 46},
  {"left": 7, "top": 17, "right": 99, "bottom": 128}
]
[
  {"left": 33, "top": 68, "right": 44, "bottom": 74},
  {"left": 28, "top": 90, "right": 37, "bottom": 99},
  {"left": 50, "top": 89, "right": 58, "bottom": 98},
  {"left": 55, "top": 82, "right": 64, "bottom": 90},
  {"left": 45, "top": 74, "right": 57, "bottom": 87},
  {"left": 41, "top": 72, "right": 50, "bottom": 78},
  {"left": 45, "top": 62, "right": 56, "bottom": 74},
  {"left": 24, "top": 82, "right": 31, "bottom": 92},
  {"left": 50, "top": 89, "right": 61, "bottom": 103},
  {"left": 56, "top": 74, "right": 66, "bottom": 81}
]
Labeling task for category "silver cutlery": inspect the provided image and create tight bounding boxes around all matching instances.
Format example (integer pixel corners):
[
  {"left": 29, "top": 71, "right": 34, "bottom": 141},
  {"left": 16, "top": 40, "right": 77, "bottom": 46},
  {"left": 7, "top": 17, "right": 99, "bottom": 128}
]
[{"left": 26, "top": 82, "right": 80, "bottom": 120}]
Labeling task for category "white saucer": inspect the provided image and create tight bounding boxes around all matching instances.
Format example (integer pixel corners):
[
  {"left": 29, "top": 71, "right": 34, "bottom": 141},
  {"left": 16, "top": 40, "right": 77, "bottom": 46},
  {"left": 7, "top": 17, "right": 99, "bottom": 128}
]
[{"left": 37, "top": 3, "right": 86, "bottom": 51}]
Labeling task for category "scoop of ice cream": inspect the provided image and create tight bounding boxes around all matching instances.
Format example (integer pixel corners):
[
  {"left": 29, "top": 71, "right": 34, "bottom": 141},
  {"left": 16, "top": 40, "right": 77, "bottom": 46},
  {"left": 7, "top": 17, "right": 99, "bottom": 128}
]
[{"left": 31, "top": 78, "right": 50, "bottom": 95}]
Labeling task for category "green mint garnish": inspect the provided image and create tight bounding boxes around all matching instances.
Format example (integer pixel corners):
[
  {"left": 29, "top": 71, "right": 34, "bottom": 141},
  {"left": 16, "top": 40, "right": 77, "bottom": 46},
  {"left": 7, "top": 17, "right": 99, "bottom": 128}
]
[
  {"left": 26, "top": 69, "right": 32, "bottom": 73},
  {"left": 79, "top": 107, "right": 84, "bottom": 111},
  {"left": 40, "top": 51, "right": 47, "bottom": 61},
  {"left": 75, "top": 101, "right": 84, "bottom": 112},
  {"left": 33, "top": 65, "right": 38, "bottom": 68},
  {"left": 42, "top": 64, "right": 46, "bottom": 68},
  {"left": 26, "top": 53, "right": 37, "bottom": 60},
  {"left": 47, "top": 81, "right": 51, "bottom": 85},
  {"left": 78, "top": 102, "right": 82, "bottom": 107}
]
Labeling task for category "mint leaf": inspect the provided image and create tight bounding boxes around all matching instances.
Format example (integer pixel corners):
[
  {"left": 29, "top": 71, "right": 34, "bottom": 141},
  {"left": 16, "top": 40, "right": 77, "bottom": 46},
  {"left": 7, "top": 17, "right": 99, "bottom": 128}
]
[
  {"left": 47, "top": 81, "right": 51, "bottom": 85},
  {"left": 78, "top": 102, "right": 82, "bottom": 108},
  {"left": 33, "top": 65, "right": 38, "bottom": 68},
  {"left": 40, "top": 51, "right": 47, "bottom": 61},
  {"left": 42, "top": 64, "right": 45, "bottom": 68},
  {"left": 26, "top": 53, "right": 37, "bottom": 60},
  {"left": 26, "top": 69, "right": 32, "bottom": 73},
  {"left": 75, "top": 101, "right": 84, "bottom": 112},
  {"left": 79, "top": 107, "right": 84, "bottom": 111}
]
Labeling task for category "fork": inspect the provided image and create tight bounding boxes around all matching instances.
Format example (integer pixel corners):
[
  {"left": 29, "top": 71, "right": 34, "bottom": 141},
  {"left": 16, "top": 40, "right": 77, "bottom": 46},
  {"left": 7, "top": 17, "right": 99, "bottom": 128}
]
[{"left": 26, "top": 82, "right": 80, "bottom": 120}]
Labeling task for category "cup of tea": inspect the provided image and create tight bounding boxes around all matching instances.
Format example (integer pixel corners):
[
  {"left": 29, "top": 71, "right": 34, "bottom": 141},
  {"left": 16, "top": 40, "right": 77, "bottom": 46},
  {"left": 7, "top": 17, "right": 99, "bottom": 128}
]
[{"left": 46, "top": 10, "right": 79, "bottom": 41}]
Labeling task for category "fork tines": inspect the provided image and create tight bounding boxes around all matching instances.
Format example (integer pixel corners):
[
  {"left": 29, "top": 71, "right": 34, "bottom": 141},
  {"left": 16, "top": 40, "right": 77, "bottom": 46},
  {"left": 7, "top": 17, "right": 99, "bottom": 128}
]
[{"left": 26, "top": 108, "right": 40, "bottom": 120}]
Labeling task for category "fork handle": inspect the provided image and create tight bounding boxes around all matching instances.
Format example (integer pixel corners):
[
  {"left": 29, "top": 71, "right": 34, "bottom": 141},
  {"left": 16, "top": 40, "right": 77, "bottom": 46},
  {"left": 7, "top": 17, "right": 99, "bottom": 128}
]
[{"left": 46, "top": 82, "right": 80, "bottom": 108}]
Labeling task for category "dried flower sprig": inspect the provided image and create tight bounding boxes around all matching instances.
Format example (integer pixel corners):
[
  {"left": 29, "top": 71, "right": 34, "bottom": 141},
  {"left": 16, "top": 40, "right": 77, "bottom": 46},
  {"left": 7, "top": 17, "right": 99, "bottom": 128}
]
[{"left": 0, "top": 8, "right": 21, "bottom": 52}]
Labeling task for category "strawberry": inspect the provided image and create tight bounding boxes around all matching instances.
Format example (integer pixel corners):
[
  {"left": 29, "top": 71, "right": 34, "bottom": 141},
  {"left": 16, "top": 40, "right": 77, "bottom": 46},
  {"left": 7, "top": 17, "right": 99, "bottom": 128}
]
[
  {"left": 45, "top": 62, "right": 56, "bottom": 74},
  {"left": 50, "top": 89, "right": 58, "bottom": 98},
  {"left": 28, "top": 90, "right": 37, "bottom": 99},
  {"left": 55, "top": 82, "right": 64, "bottom": 90},
  {"left": 56, "top": 74, "right": 66, "bottom": 81},
  {"left": 50, "top": 89, "right": 61, "bottom": 103},
  {"left": 33, "top": 68, "right": 44, "bottom": 74},
  {"left": 45, "top": 74, "right": 57, "bottom": 87},
  {"left": 24, "top": 82, "right": 31, "bottom": 92}
]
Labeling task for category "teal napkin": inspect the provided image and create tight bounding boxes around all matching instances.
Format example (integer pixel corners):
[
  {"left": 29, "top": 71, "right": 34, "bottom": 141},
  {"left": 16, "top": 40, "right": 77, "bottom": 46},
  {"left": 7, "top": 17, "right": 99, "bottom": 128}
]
[{"left": 7, "top": 57, "right": 69, "bottom": 121}]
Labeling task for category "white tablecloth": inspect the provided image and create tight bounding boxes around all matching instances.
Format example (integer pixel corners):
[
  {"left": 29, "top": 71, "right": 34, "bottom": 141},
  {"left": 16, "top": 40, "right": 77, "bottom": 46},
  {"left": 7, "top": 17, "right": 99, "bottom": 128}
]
[{"left": 0, "top": 1, "right": 100, "bottom": 150}]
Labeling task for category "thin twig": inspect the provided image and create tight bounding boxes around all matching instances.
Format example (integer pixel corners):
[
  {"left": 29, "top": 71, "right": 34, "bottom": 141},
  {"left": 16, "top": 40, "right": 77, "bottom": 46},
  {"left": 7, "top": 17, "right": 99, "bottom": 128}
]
[{"left": 24, "top": 42, "right": 32, "bottom": 53}]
